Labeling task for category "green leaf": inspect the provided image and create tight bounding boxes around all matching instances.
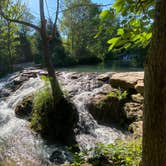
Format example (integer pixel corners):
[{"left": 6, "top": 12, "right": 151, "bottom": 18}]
[
  {"left": 107, "top": 37, "right": 121, "bottom": 51},
  {"left": 100, "top": 10, "right": 109, "bottom": 18},
  {"left": 117, "top": 28, "right": 124, "bottom": 35},
  {"left": 146, "top": 32, "right": 152, "bottom": 40},
  {"left": 124, "top": 43, "right": 131, "bottom": 49}
]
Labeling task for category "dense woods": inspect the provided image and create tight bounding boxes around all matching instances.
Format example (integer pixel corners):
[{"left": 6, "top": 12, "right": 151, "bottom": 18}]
[{"left": 0, "top": 0, "right": 147, "bottom": 76}]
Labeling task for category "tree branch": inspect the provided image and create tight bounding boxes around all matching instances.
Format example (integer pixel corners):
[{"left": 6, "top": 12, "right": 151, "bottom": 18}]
[
  {"left": 0, "top": 10, "right": 41, "bottom": 31},
  {"left": 52, "top": 0, "right": 60, "bottom": 38},
  {"left": 60, "top": 3, "right": 113, "bottom": 13}
]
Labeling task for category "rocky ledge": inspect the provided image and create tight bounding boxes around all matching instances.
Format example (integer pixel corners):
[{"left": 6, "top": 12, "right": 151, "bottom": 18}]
[
  {"left": 87, "top": 72, "right": 144, "bottom": 138},
  {"left": 11, "top": 69, "right": 144, "bottom": 139}
]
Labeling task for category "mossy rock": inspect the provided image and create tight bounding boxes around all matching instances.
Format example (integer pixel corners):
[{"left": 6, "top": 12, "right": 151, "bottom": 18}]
[
  {"left": 15, "top": 94, "right": 34, "bottom": 118},
  {"left": 30, "top": 87, "right": 78, "bottom": 145},
  {"left": 87, "top": 94, "right": 123, "bottom": 125}
]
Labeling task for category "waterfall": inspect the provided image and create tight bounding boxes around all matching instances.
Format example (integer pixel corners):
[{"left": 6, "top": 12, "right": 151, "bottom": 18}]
[{"left": 0, "top": 70, "right": 126, "bottom": 165}]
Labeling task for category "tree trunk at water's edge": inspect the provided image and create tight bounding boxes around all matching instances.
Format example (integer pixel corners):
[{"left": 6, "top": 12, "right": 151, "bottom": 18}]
[
  {"left": 142, "top": 0, "right": 166, "bottom": 165},
  {"left": 39, "top": 0, "right": 63, "bottom": 107}
]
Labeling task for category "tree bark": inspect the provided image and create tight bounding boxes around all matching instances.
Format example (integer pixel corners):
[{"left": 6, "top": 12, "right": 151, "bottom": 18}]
[
  {"left": 39, "top": 0, "right": 63, "bottom": 107},
  {"left": 142, "top": 0, "right": 166, "bottom": 165}
]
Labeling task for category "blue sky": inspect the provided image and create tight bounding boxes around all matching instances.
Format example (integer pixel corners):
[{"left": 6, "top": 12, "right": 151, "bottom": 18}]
[{"left": 21, "top": 0, "right": 114, "bottom": 19}]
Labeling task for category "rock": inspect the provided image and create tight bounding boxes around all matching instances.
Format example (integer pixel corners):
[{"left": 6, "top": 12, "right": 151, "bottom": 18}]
[
  {"left": 15, "top": 95, "right": 34, "bottom": 118},
  {"left": 49, "top": 150, "right": 71, "bottom": 165},
  {"left": 0, "top": 89, "right": 11, "bottom": 98},
  {"left": 93, "top": 84, "right": 112, "bottom": 95},
  {"left": 123, "top": 102, "right": 143, "bottom": 122},
  {"left": 87, "top": 94, "right": 122, "bottom": 125},
  {"left": 96, "top": 72, "right": 113, "bottom": 82},
  {"left": 70, "top": 72, "right": 80, "bottom": 79},
  {"left": 31, "top": 96, "right": 79, "bottom": 146},
  {"left": 131, "top": 93, "right": 144, "bottom": 103},
  {"left": 50, "top": 97, "right": 79, "bottom": 145},
  {"left": 110, "top": 72, "right": 144, "bottom": 90},
  {"left": 129, "top": 121, "right": 143, "bottom": 138},
  {"left": 70, "top": 75, "right": 78, "bottom": 79},
  {"left": 135, "top": 80, "right": 144, "bottom": 94}
]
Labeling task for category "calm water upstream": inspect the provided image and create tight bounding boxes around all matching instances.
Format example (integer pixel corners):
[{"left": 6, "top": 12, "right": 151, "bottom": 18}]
[{"left": 56, "top": 60, "right": 143, "bottom": 72}]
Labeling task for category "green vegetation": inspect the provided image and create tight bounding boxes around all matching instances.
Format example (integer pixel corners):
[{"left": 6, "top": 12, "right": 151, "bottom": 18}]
[
  {"left": 0, "top": 0, "right": 35, "bottom": 76},
  {"left": 30, "top": 80, "right": 53, "bottom": 133},
  {"left": 108, "top": 89, "right": 128, "bottom": 101},
  {"left": 70, "top": 139, "right": 142, "bottom": 166},
  {"left": 0, "top": 0, "right": 147, "bottom": 77},
  {"left": 100, "top": 0, "right": 154, "bottom": 52}
]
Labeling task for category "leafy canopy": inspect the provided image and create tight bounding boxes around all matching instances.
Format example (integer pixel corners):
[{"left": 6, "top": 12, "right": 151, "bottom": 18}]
[{"left": 100, "top": 0, "right": 155, "bottom": 52}]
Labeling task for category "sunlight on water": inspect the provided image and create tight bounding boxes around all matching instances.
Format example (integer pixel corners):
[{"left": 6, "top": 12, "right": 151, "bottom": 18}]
[{"left": 0, "top": 70, "right": 127, "bottom": 165}]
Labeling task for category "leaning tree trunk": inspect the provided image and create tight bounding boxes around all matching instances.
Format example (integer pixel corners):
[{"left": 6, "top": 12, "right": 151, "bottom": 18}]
[
  {"left": 142, "top": 0, "right": 166, "bottom": 165},
  {"left": 39, "top": 0, "right": 63, "bottom": 107}
]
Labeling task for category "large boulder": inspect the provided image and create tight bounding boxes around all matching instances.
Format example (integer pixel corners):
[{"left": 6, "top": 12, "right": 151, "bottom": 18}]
[
  {"left": 49, "top": 97, "right": 79, "bottom": 145},
  {"left": 110, "top": 72, "right": 144, "bottom": 90},
  {"left": 87, "top": 94, "right": 122, "bottom": 125},
  {"left": 15, "top": 94, "right": 34, "bottom": 118},
  {"left": 31, "top": 95, "right": 79, "bottom": 146}
]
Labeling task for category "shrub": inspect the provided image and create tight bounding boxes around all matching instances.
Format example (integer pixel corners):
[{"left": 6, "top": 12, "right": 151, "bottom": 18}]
[
  {"left": 92, "top": 139, "right": 142, "bottom": 166},
  {"left": 108, "top": 88, "right": 128, "bottom": 101},
  {"left": 70, "top": 139, "right": 142, "bottom": 166}
]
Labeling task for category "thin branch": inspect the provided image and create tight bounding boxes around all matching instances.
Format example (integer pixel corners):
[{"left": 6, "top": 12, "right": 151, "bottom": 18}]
[
  {"left": 52, "top": 0, "right": 60, "bottom": 38},
  {"left": 60, "top": 3, "right": 113, "bottom": 13},
  {"left": 54, "top": 0, "right": 60, "bottom": 25}
]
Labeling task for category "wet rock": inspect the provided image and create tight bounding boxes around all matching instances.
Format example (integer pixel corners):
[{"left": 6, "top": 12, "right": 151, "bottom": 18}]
[
  {"left": 93, "top": 84, "right": 112, "bottom": 95},
  {"left": 123, "top": 102, "right": 143, "bottom": 122},
  {"left": 97, "top": 72, "right": 113, "bottom": 82},
  {"left": 70, "top": 72, "right": 80, "bottom": 79},
  {"left": 87, "top": 94, "right": 122, "bottom": 125},
  {"left": 131, "top": 93, "right": 144, "bottom": 103},
  {"left": 0, "top": 89, "right": 11, "bottom": 98},
  {"left": 49, "top": 150, "right": 71, "bottom": 165},
  {"left": 15, "top": 94, "right": 34, "bottom": 118},
  {"left": 5, "top": 71, "right": 39, "bottom": 93},
  {"left": 128, "top": 121, "right": 143, "bottom": 138},
  {"left": 110, "top": 72, "right": 144, "bottom": 90},
  {"left": 135, "top": 79, "right": 144, "bottom": 94},
  {"left": 0, "top": 114, "right": 10, "bottom": 125}
]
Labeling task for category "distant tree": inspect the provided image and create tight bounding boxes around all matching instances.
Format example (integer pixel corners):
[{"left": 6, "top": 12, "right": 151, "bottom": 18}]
[
  {"left": 0, "top": 0, "right": 24, "bottom": 74},
  {"left": 17, "top": 7, "right": 34, "bottom": 62},
  {"left": 0, "top": 0, "right": 63, "bottom": 107},
  {"left": 61, "top": 0, "right": 104, "bottom": 63},
  {"left": 33, "top": 19, "right": 67, "bottom": 66}
]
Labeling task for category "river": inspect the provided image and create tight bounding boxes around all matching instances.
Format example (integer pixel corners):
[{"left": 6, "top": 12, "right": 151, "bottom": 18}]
[{"left": 0, "top": 69, "right": 128, "bottom": 165}]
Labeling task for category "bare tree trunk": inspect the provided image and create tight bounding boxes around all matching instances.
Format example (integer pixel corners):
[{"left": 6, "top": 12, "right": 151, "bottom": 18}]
[
  {"left": 39, "top": 0, "right": 63, "bottom": 107},
  {"left": 142, "top": 0, "right": 166, "bottom": 165}
]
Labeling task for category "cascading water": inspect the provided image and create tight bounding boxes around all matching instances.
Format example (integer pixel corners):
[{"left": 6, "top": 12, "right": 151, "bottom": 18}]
[
  {"left": 60, "top": 72, "right": 126, "bottom": 151},
  {"left": 0, "top": 70, "right": 126, "bottom": 165},
  {"left": 0, "top": 74, "right": 70, "bottom": 166}
]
